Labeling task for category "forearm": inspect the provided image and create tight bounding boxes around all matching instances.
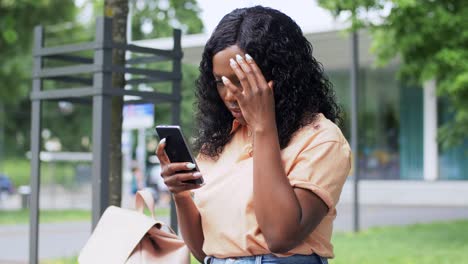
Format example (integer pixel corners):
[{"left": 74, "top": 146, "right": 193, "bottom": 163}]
[
  {"left": 173, "top": 193, "right": 206, "bottom": 262},
  {"left": 252, "top": 126, "right": 302, "bottom": 249}
]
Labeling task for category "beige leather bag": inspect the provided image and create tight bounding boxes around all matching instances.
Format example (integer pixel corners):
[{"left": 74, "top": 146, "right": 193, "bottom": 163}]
[{"left": 78, "top": 190, "right": 190, "bottom": 264}]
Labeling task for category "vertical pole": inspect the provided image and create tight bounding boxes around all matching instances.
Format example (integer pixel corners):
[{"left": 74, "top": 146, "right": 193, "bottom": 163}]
[
  {"left": 170, "top": 29, "right": 183, "bottom": 233},
  {"left": 351, "top": 31, "right": 360, "bottom": 232},
  {"left": 29, "top": 25, "right": 44, "bottom": 264},
  {"left": 91, "top": 17, "right": 113, "bottom": 229},
  {"left": 423, "top": 80, "right": 438, "bottom": 181},
  {"left": 136, "top": 128, "right": 146, "bottom": 175},
  {"left": 0, "top": 102, "right": 4, "bottom": 174},
  {"left": 171, "top": 29, "right": 182, "bottom": 125},
  {"left": 127, "top": 0, "right": 133, "bottom": 43}
]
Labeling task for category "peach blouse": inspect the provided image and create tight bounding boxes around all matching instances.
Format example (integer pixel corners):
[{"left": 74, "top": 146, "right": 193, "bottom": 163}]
[{"left": 194, "top": 113, "right": 351, "bottom": 258}]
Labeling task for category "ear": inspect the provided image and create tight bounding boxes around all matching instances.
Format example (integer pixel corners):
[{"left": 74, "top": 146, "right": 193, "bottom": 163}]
[{"left": 268, "top": 80, "right": 274, "bottom": 90}]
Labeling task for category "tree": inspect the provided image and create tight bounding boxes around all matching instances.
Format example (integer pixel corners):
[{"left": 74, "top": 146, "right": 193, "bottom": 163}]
[
  {"left": 130, "top": 0, "right": 203, "bottom": 40},
  {"left": 0, "top": 1, "right": 78, "bottom": 161},
  {"left": 103, "top": 0, "right": 204, "bottom": 206},
  {"left": 0, "top": 0, "right": 76, "bottom": 104},
  {"left": 103, "top": 0, "right": 128, "bottom": 207},
  {"left": 318, "top": 0, "right": 468, "bottom": 148}
]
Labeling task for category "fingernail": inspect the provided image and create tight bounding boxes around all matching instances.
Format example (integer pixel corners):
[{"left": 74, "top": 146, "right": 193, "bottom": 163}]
[
  {"left": 229, "top": 58, "right": 237, "bottom": 67},
  {"left": 235, "top": 54, "right": 244, "bottom": 63},
  {"left": 193, "top": 172, "right": 202, "bottom": 178},
  {"left": 186, "top": 163, "right": 196, "bottom": 169},
  {"left": 221, "top": 76, "right": 229, "bottom": 84},
  {"left": 159, "top": 138, "right": 166, "bottom": 144},
  {"left": 245, "top": 54, "right": 253, "bottom": 62}
]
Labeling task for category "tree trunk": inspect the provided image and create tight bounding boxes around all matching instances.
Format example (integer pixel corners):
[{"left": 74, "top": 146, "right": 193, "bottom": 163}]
[{"left": 104, "top": 0, "right": 128, "bottom": 206}]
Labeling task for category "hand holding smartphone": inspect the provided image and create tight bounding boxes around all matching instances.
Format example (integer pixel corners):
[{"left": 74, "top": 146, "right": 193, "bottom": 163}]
[{"left": 155, "top": 125, "right": 204, "bottom": 185}]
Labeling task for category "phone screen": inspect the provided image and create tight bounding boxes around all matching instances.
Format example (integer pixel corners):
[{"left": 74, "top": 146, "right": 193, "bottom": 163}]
[{"left": 155, "top": 125, "right": 203, "bottom": 185}]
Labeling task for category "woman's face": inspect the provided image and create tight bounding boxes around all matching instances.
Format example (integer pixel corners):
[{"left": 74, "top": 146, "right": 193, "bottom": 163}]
[{"left": 212, "top": 45, "right": 247, "bottom": 125}]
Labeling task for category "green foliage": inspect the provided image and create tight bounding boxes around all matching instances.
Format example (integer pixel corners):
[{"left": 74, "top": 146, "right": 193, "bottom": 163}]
[
  {"left": 0, "top": 0, "right": 83, "bottom": 158},
  {"left": 148, "top": 63, "right": 200, "bottom": 139},
  {"left": 151, "top": 63, "right": 202, "bottom": 139},
  {"left": 0, "top": 0, "right": 77, "bottom": 104},
  {"left": 318, "top": 0, "right": 468, "bottom": 148},
  {"left": 0, "top": 209, "right": 91, "bottom": 225},
  {"left": 41, "top": 102, "right": 93, "bottom": 153},
  {"left": 3, "top": 158, "right": 84, "bottom": 187},
  {"left": 130, "top": 0, "right": 204, "bottom": 40},
  {"left": 43, "top": 256, "right": 78, "bottom": 264},
  {"left": 179, "top": 63, "right": 201, "bottom": 137},
  {"left": 331, "top": 220, "right": 468, "bottom": 264},
  {"left": 3, "top": 158, "right": 32, "bottom": 186}
]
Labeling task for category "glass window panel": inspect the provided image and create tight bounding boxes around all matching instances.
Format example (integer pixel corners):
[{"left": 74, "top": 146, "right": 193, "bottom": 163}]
[
  {"left": 328, "top": 67, "right": 403, "bottom": 180},
  {"left": 438, "top": 99, "right": 468, "bottom": 180}
]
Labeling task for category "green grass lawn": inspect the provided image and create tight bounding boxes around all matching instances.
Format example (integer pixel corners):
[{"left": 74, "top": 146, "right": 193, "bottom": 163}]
[
  {"left": 0, "top": 209, "right": 91, "bottom": 225},
  {"left": 0, "top": 208, "right": 170, "bottom": 225},
  {"left": 43, "top": 256, "right": 77, "bottom": 264},
  {"left": 3, "top": 158, "right": 81, "bottom": 187},
  {"left": 330, "top": 220, "right": 468, "bottom": 264}
]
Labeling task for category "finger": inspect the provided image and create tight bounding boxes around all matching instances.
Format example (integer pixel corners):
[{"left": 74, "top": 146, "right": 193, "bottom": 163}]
[
  {"left": 268, "top": 80, "right": 274, "bottom": 91},
  {"left": 235, "top": 54, "right": 258, "bottom": 92},
  {"left": 245, "top": 54, "right": 269, "bottom": 89},
  {"left": 229, "top": 58, "right": 251, "bottom": 95},
  {"left": 163, "top": 162, "right": 197, "bottom": 176},
  {"left": 164, "top": 171, "right": 203, "bottom": 186},
  {"left": 170, "top": 183, "right": 202, "bottom": 194},
  {"left": 222, "top": 76, "right": 244, "bottom": 100},
  {"left": 156, "top": 138, "right": 170, "bottom": 165}
]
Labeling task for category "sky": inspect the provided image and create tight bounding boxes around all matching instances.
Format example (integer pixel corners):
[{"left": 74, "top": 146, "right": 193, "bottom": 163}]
[{"left": 196, "top": 0, "right": 346, "bottom": 34}]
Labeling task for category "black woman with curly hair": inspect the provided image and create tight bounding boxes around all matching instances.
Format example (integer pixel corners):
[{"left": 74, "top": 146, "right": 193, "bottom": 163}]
[{"left": 156, "top": 6, "right": 351, "bottom": 264}]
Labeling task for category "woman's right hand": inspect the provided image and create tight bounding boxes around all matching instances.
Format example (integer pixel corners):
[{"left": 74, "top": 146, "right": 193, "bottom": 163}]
[{"left": 156, "top": 138, "right": 203, "bottom": 198}]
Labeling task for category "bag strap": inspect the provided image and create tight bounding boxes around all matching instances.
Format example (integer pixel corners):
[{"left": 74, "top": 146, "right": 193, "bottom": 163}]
[
  {"left": 135, "top": 189, "right": 155, "bottom": 219},
  {"left": 156, "top": 221, "right": 178, "bottom": 235},
  {"left": 136, "top": 190, "right": 180, "bottom": 236}
]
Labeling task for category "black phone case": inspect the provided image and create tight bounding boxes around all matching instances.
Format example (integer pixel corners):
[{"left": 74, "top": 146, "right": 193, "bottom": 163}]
[{"left": 155, "top": 125, "right": 204, "bottom": 185}]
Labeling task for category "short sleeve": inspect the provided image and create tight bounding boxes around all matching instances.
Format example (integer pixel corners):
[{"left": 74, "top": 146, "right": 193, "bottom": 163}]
[{"left": 287, "top": 141, "right": 351, "bottom": 212}]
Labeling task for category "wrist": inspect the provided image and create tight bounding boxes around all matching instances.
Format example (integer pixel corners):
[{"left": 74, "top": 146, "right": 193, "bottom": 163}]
[
  {"left": 173, "top": 191, "right": 193, "bottom": 201},
  {"left": 252, "top": 121, "right": 277, "bottom": 135}
]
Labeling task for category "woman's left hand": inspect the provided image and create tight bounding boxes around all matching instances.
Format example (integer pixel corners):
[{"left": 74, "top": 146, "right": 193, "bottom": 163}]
[{"left": 222, "top": 54, "right": 275, "bottom": 132}]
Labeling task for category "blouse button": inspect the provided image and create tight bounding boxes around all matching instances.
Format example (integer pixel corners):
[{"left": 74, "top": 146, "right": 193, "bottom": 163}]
[{"left": 243, "top": 144, "right": 253, "bottom": 157}]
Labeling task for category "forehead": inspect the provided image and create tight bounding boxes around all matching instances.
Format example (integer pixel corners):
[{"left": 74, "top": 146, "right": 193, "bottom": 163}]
[{"left": 212, "top": 45, "right": 245, "bottom": 77}]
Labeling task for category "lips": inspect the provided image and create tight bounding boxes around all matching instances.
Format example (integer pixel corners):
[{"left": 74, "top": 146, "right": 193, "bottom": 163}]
[{"left": 229, "top": 108, "right": 242, "bottom": 118}]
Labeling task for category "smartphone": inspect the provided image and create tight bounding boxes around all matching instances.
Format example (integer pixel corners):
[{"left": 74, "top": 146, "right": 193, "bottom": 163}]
[{"left": 155, "top": 125, "right": 204, "bottom": 185}]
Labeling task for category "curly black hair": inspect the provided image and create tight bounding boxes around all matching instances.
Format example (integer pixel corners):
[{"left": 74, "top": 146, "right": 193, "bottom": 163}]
[{"left": 194, "top": 6, "right": 341, "bottom": 158}]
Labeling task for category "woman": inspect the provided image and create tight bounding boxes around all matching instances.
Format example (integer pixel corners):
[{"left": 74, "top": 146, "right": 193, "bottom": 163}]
[{"left": 156, "top": 6, "right": 351, "bottom": 264}]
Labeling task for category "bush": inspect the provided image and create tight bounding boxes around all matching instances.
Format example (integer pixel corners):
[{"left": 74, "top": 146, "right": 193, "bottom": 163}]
[{"left": 3, "top": 158, "right": 84, "bottom": 188}]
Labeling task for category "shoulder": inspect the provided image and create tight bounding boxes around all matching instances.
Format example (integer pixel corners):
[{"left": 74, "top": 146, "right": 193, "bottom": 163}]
[{"left": 288, "top": 113, "right": 348, "bottom": 151}]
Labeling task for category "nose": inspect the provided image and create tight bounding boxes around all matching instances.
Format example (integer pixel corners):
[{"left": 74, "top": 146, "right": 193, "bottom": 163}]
[{"left": 225, "top": 87, "right": 236, "bottom": 102}]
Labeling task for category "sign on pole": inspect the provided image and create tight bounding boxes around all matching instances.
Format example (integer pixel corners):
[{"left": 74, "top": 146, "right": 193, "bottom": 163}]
[{"left": 122, "top": 104, "right": 154, "bottom": 130}]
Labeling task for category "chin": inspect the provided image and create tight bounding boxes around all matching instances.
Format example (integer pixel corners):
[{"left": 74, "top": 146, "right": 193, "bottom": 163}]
[{"left": 236, "top": 117, "right": 247, "bottom": 126}]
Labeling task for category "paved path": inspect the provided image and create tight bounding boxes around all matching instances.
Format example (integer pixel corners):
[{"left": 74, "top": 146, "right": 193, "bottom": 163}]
[{"left": 1, "top": 205, "right": 467, "bottom": 263}]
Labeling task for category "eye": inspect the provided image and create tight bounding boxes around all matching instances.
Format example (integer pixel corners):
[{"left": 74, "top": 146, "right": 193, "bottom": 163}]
[{"left": 214, "top": 79, "right": 224, "bottom": 87}]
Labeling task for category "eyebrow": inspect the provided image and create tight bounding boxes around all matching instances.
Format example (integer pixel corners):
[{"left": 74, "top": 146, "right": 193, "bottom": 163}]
[
  {"left": 213, "top": 73, "right": 237, "bottom": 79},
  {"left": 213, "top": 72, "right": 222, "bottom": 78}
]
